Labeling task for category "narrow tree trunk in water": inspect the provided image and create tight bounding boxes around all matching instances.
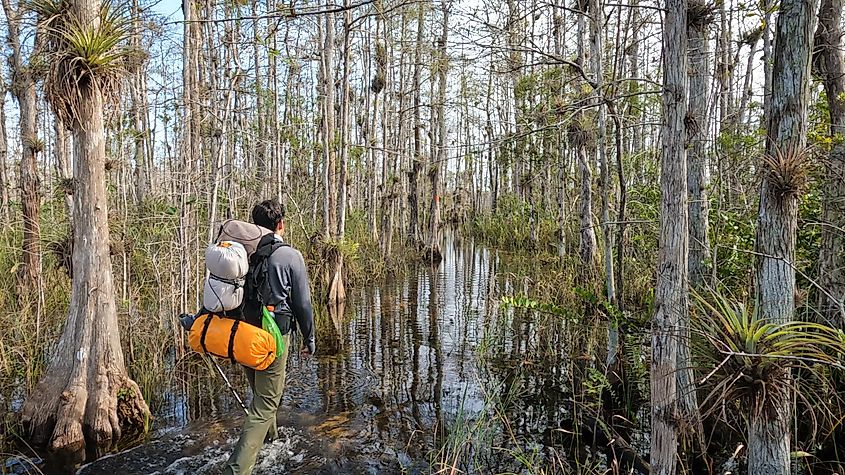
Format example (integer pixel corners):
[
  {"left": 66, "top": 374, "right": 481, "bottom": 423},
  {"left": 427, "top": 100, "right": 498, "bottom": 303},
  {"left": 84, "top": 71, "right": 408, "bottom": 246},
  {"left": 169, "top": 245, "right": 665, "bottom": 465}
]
[
  {"left": 329, "top": 2, "right": 351, "bottom": 306},
  {"left": 590, "top": 0, "right": 618, "bottom": 367},
  {"left": 337, "top": 2, "right": 351, "bottom": 242},
  {"left": 815, "top": 0, "right": 845, "bottom": 326},
  {"left": 21, "top": 0, "right": 150, "bottom": 448},
  {"left": 426, "top": 0, "right": 448, "bottom": 263},
  {"left": 651, "top": 0, "right": 687, "bottom": 471},
  {"left": 750, "top": 0, "right": 817, "bottom": 470},
  {"left": 408, "top": 3, "right": 425, "bottom": 248},
  {"left": 321, "top": 12, "right": 337, "bottom": 239}
]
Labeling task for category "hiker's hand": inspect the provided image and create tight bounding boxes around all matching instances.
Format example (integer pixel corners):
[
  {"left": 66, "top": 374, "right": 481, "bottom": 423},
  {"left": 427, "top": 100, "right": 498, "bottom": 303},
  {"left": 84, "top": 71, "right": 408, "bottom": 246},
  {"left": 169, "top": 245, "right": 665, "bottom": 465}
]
[{"left": 301, "top": 341, "right": 316, "bottom": 357}]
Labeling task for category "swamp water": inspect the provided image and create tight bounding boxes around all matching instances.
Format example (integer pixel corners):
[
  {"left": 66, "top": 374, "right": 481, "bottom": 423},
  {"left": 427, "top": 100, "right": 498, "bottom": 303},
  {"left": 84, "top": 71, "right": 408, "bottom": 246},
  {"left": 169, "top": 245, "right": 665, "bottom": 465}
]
[{"left": 14, "top": 237, "right": 648, "bottom": 474}]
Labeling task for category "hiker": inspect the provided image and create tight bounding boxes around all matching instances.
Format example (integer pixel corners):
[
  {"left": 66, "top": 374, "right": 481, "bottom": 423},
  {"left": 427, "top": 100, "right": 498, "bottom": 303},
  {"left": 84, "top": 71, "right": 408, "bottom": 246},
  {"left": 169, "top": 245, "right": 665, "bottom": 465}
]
[{"left": 222, "top": 199, "right": 316, "bottom": 475}]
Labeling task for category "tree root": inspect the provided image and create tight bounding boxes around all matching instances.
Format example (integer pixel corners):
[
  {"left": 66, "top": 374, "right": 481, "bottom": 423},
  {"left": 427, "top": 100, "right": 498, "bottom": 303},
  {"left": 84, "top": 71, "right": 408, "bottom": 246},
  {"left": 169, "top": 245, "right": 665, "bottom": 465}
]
[{"left": 22, "top": 368, "right": 150, "bottom": 453}]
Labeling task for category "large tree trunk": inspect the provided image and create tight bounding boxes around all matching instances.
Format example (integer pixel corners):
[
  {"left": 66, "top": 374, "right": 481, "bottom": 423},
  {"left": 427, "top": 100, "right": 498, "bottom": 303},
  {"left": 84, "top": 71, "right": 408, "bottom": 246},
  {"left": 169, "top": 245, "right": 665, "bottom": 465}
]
[
  {"left": 679, "top": 0, "right": 711, "bottom": 454},
  {"left": 815, "top": 0, "right": 845, "bottom": 327},
  {"left": 22, "top": 49, "right": 149, "bottom": 457},
  {"left": 750, "top": 0, "right": 817, "bottom": 470},
  {"left": 651, "top": 0, "right": 687, "bottom": 471}
]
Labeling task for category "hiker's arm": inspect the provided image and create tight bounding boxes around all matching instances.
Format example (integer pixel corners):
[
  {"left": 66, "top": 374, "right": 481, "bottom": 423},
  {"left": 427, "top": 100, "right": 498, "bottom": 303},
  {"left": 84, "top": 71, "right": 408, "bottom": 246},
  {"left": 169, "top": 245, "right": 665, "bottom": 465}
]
[{"left": 290, "top": 251, "right": 315, "bottom": 355}]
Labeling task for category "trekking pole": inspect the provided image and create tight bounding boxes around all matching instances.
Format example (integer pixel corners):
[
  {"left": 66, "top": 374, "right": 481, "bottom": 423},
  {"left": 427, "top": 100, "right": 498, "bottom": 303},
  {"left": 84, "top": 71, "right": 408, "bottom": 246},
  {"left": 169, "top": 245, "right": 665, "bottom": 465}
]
[
  {"left": 180, "top": 313, "right": 249, "bottom": 415},
  {"left": 202, "top": 353, "right": 249, "bottom": 415}
]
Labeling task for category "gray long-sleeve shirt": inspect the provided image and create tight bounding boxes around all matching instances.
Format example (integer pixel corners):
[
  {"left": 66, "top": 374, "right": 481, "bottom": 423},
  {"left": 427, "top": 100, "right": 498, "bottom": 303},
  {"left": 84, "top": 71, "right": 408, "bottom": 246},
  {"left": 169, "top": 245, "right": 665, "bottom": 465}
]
[{"left": 249, "top": 235, "right": 315, "bottom": 351}]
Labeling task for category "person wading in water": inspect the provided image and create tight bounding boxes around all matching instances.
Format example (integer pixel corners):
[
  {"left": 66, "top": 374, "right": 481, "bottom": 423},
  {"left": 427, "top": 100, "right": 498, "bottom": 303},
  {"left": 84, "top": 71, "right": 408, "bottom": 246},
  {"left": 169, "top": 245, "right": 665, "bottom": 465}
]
[{"left": 223, "top": 199, "right": 316, "bottom": 475}]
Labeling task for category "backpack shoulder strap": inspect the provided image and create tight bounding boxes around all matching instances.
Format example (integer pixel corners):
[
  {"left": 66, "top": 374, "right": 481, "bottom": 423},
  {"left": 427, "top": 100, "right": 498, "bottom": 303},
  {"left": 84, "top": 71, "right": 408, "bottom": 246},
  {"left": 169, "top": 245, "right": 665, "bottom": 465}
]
[
  {"left": 250, "top": 234, "right": 289, "bottom": 265},
  {"left": 247, "top": 234, "right": 290, "bottom": 306}
]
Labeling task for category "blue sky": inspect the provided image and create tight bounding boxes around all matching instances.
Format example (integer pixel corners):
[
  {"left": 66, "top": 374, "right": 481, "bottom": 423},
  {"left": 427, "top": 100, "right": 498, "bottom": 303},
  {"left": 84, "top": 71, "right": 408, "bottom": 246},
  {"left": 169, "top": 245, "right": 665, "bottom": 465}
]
[{"left": 149, "top": 0, "right": 183, "bottom": 23}]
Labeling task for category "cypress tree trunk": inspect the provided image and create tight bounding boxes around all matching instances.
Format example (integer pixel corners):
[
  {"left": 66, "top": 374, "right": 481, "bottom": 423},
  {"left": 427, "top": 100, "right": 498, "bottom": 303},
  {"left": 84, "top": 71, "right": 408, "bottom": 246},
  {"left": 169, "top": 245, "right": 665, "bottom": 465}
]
[
  {"left": 575, "top": 0, "right": 598, "bottom": 271},
  {"left": 651, "top": 0, "right": 687, "bottom": 471},
  {"left": 815, "top": 0, "right": 845, "bottom": 327},
  {"left": 679, "top": 0, "right": 712, "bottom": 453},
  {"left": 21, "top": 0, "right": 150, "bottom": 451},
  {"left": 321, "top": 12, "right": 337, "bottom": 239},
  {"left": 18, "top": 73, "right": 41, "bottom": 298},
  {"left": 426, "top": 0, "right": 448, "bottom": 263},
  {"left": 749, "top": 0, "right": 817, "bottom": 470},
  {"left": 54, "top": 115, "right": 73, "bottom": 224},
  {"left": 687, "top": 3, "right": 712, "bottom": 293},
  {"left": 408, "top": 3, "right": 424, "bottom": 248},
  {"left": 2, "top": 0, "right": 42, "bottom": 297}
]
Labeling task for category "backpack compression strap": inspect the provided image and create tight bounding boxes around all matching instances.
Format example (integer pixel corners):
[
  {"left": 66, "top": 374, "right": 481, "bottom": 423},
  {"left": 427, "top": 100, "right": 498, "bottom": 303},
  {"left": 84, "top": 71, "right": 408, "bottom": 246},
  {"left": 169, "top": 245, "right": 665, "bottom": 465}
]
[
  {"left": 198, "top": 313, "right": 239, "bottom": 361},
  {"left": 227, "top": 319, "right": 240, "bottom": 363}
]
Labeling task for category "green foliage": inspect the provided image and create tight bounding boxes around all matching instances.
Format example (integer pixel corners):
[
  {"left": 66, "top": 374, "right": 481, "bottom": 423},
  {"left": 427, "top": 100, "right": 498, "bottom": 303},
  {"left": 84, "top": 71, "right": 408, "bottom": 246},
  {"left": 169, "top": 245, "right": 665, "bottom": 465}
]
[
  {"left": 711, "top": 208, "right": 756, "bottom": 288},
  {"left": 693, "top": 289, "right": 845, "bottom": 429},
  {"left": 500, "top": 294, "right": 578, "bottom": 322},
  {"left": 797, "top": 184, "right": 823, "bottom": 284},
  {"left": 468, "top": 193, "right": 559, "bottom": 251}
]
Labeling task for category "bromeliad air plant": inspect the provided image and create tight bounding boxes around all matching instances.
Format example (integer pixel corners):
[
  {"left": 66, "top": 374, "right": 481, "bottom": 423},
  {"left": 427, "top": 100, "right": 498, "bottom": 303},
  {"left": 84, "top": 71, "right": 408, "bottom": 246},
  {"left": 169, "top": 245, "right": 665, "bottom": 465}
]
[
  {"left": 692, "top": 290, "right": 845, "bottom": 441},
  {"left": 29, "top": 0, "right": 141, "bottom": 125}
]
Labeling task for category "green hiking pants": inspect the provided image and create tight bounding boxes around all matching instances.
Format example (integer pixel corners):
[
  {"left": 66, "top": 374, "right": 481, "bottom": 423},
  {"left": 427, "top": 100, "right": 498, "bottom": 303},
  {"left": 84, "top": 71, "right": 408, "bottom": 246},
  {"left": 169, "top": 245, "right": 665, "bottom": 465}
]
[{"left": 222, "top": 333, "right": 290, "bottom": 475}]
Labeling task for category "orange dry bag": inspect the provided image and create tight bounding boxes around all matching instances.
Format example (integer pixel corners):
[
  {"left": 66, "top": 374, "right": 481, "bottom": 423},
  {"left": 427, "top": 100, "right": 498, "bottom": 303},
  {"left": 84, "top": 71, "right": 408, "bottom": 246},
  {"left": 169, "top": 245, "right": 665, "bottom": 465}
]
[{"left": 188, "top": 314, "right": 276, "bottom": 370}]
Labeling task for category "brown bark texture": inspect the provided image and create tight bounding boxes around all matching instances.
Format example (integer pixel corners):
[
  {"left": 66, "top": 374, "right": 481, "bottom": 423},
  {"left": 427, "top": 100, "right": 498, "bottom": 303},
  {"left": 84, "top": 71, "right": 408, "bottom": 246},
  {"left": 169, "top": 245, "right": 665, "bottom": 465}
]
[
  {"left": 21, "top": 1, "right": 150, "bottom": 452},
  {"left": 1, "top": 0, "right": 43, "bottom": 295}
]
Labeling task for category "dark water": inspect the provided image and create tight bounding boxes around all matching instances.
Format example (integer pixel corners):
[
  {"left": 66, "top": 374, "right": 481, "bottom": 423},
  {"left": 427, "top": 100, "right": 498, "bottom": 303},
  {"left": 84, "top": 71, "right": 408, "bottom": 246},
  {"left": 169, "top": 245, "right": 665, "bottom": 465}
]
[{"left": 14, "top": 237, "right": 639, "bottom": 474}]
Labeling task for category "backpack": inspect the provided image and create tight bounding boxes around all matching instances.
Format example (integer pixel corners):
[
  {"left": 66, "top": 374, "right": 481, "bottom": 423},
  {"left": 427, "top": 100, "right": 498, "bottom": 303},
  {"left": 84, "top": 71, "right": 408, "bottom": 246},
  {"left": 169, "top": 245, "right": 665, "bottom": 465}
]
[
  {"left": 203, "top": 220, "right": 273, "bottom": 314},
  {"left": 243, "top": 233, "right": 289, "bottom": 316}
]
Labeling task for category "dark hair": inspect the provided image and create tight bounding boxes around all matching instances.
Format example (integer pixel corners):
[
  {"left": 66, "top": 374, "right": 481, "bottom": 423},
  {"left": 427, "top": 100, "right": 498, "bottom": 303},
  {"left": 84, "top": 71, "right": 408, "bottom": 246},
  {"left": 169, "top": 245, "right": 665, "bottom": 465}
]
[{"left": 251, "top": 199, "right": 285, "bottom": 231}]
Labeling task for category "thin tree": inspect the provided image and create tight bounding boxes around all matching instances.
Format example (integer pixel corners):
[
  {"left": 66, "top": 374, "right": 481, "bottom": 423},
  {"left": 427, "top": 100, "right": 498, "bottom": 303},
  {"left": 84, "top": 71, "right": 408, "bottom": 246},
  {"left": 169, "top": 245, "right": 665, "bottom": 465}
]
[
  {"left": 679, "top": 0, "right": 713, "bottom": 454},
  {"left": 21, "top": 0, "right": 150, "bottom": 451},
  {"left": 0, "top": 85, "right": 9, "bottom": 223},
  {"left": 425, "top": 0, "right": 449, "bottom": 263},
  {"left": 815, "top": 0, "right": 845, "bottom": 327},
  {"left": 651, "top": 0, "right": 688, "bottom": 471},
  {"left": 574, "top": 0, "right": 598, "bottom": 271},
  {"left": 749, "top": 0, "right": 818, "bottom": 470},
  {"left": 2, "top": 0, "right": 42, "bottom": 297},
  {"left": 408, "top": 2, "right": 425, "bottom": 248}
]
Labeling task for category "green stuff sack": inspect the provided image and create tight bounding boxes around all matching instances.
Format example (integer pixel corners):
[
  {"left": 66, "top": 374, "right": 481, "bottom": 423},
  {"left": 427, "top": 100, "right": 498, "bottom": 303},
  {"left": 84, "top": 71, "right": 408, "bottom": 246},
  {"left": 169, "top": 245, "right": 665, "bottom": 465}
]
[{"left": 262, "top": 306, "right": 285, "bottom": 357}]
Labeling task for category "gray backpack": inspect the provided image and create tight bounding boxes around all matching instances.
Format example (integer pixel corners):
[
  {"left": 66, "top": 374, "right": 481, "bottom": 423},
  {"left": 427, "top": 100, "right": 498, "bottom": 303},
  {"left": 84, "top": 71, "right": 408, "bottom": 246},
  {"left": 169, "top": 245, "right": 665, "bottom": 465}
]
[{"left": 202, "top": 220, "right": 273, "bottom": 313}]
